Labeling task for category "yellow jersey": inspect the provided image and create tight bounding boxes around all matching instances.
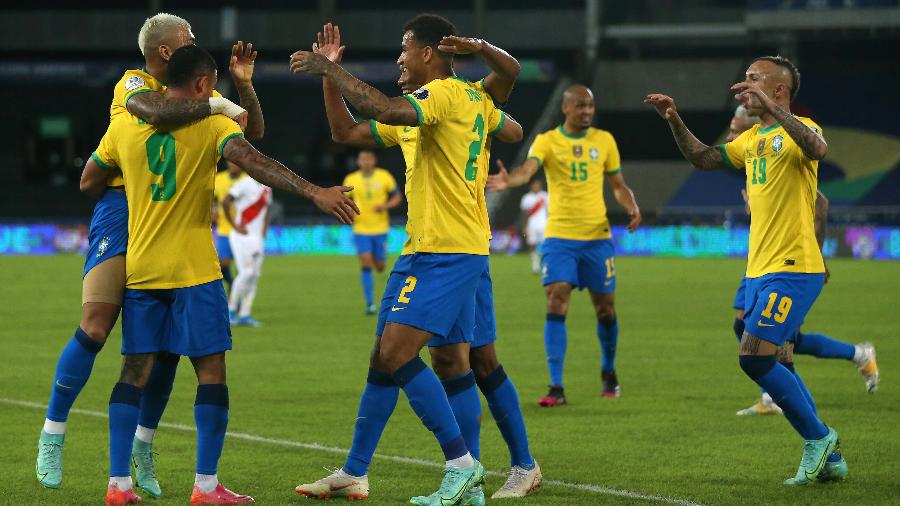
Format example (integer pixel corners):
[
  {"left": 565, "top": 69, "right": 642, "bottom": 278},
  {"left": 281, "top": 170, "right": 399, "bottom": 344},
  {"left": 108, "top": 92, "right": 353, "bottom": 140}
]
[
  {"left": 92, "top": 112, "right": 244, "bottom": 289},
  {"left": 720, "top": 117, "right": 826, "bottom": 278},
  {"left": 399, "top": 76, "right": 505, "bottom": 255},
  {"left": 527, "top": 126, "right": 621, "bottom": 241},
  {"left": 107, "top": 68, "right": 223, "bottom": 188},
  {"left": 213, "top": 170, "right": 245, "bottom": 236},
  {"left": 342, "top": 168, "right": 398, "bottom": 235}
]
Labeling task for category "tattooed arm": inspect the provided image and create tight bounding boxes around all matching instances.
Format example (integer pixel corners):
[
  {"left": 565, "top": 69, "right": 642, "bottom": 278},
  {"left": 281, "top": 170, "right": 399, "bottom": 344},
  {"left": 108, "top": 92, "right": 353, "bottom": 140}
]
[
  {"left": 771, "top": 106, "right": 828, "bottom": 160},
  {"left": 126, "top": 91, "right": 212, "bottom": 129},
  {"left": 221, "top": 136, "right": 359, "bottom": 224},
  {"left": 230, "top": 41, "right": 266, "bottom": 140},
  {"left": 644, "top": 94, "right": 728, "bottom": 170},
  {"left": 290, "top": 51, "right": 418, "bottom": 126}
]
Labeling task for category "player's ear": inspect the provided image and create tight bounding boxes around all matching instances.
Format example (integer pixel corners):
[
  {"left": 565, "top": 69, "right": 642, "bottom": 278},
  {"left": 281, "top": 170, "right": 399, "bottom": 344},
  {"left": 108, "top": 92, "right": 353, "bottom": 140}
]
[
  {"left": 158, "top": 44, "right": 172, "bottom": 62},
  {"left": 422, "top": 45, "right": 433, "bottom": 64}
]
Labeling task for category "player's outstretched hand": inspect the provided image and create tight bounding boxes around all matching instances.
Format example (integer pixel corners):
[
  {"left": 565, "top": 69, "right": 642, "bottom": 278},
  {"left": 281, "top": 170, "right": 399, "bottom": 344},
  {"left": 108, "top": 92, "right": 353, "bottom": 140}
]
[
  {"left": 486, "top": 160, "right": 510, "bottom": 192},
  {"left": 730, "top": 81, "right": 774, "bottom": 113},
  {"left": 627, "top": 207, "right": 642, "bottom": 232},
  {"left": 437, "top": 35, "right": 485, "bottom": 55},
  {"left": 230, "top": 41, "right": 257, "bottom": 84},
  {"left": 314, "top": 22, "right": 345, "bottom": 64},
  {"left": 313, "top": 185, "right": 360, "bottom": 225},
  {"left": 290, "top": 50, "right": 332, "bottom": 76},
  {"left": 643, "top": 94, "right": 677, "bottom": 121}
]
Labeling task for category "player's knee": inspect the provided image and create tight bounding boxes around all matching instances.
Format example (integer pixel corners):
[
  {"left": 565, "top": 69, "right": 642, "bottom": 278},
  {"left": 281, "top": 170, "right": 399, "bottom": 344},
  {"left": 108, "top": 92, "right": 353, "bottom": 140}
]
[
  {"left": 374, "top": 260, "right": 386, "bottom": 273},
  {"left": 79, "top": 321, "right": 112, "bottom": 344},
  {"left": 119, "top": 354, "right": 153, "bottom": 387},
  {"left": 470, "top": 346, "right": 500, "bottom": 380},
  {"left": 546, "top": 291, "right": 570, "bottom": 314},
  {"left": 738, "top": 354, "right": 776, "bottom": 381},
  {"left": 595, "top": 305, "right": 616, "bottom": 325},
  {"left": 733, "top": 318, "right": 745, "bottom": 342}
]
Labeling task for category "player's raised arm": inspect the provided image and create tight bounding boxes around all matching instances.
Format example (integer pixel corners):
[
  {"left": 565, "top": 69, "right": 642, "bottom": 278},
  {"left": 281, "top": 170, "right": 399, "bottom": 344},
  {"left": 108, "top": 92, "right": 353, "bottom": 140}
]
[
  {"left": 315, "top": 23, "right": 381, "bottom": 147},
  {"left": 229, "top": 40, "right": 265, "bottom": 140},
  {"left": 644, "top": 93, "right": 729, "bottom": 170},
  {"left": 290, "top": 51, "right": 418, "bottom": 127},
  {"left": 221, "top": 136, "right": 360, "bottom": 224},
  {"left": 438, "top": 36, "right": 520, "bottom": 105},
  {"left": 487, "top": 158, "right": 540, "bottom": 192}
]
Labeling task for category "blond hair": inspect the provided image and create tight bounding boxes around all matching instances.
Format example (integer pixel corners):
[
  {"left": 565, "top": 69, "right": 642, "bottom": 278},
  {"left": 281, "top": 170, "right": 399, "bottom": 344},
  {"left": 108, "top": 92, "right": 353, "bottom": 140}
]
[{"left": 138, "top": 13, "right": 190, "bottom": 56}]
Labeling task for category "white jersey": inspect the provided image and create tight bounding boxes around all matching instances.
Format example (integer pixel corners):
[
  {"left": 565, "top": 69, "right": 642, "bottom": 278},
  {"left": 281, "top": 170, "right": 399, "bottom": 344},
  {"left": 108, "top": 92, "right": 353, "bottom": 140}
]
[
  {"left": 229, "top": 177, "right": 271, "bottom": 240},
  {"left": 520, "top": 190, "right": 549, "bottom": 230}
]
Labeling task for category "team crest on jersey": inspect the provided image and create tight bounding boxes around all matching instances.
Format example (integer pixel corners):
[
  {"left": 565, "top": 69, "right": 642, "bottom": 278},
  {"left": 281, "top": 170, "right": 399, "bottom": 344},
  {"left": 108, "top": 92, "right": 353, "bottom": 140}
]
[
  {"left": 413, "top": 88, "right": 429, "bottom": 100},
  {"left": 96, "top": 236, "right": 110, "bottom": 257},
  {"left": 589, "top": 148, "right": 599, "bottom": 160},
  {"left": 772, "top": 135, "right": 784, "bottom": 152},
  {"left": 573, "top": 145, "right": 583, "bottom": 158},
  {"left": 124, "top": 75, "right": 145, "bottom": 91},
  {"left": 756, "top": 138, "right": 766, "bottom": 156}
]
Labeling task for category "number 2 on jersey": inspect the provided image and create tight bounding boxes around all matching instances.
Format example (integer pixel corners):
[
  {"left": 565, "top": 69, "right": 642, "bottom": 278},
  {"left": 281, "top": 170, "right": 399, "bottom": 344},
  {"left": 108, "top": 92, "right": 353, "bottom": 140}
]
[
  {"left": 464, "top": 113, "right": 485, "bottom": 181},
  {"left": 145, "top": 132, "right": 177, "bottom": 201}
]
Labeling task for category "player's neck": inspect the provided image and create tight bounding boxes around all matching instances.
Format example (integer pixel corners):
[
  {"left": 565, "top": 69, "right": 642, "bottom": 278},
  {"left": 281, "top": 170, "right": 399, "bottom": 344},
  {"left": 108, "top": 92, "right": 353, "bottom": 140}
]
[
  {"left": 144, "top": 59, "right": 168, "bottom": 84},
  {"left": 422, "top": 65, "right": 453, "bottom": 85},
  {"left": 561, "top": 121, "right": 588, "bottom": 138}
]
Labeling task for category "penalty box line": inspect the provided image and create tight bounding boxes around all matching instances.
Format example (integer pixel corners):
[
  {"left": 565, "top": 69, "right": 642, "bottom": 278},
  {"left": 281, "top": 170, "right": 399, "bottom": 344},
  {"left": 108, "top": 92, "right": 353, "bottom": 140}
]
[{"left": 3, "top": 397, "right": 705, "bottom": 506}]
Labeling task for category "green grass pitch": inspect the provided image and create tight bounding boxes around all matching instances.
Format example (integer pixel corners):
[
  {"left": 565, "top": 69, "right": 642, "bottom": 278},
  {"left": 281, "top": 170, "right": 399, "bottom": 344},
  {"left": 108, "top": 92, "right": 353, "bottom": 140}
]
[{"left": 1, "top": 254, "right": 898, "bottom": 505}]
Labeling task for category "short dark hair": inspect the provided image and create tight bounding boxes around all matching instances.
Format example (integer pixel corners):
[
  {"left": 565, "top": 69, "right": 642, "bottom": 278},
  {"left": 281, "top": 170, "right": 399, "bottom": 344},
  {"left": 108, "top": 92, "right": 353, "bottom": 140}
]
[
  {"left": 167, "top": 45, "right": 217, "bottom": 89},
  {"left": 753, "top": 55, "right": 801, "bottom": 102},
  {"left": 403, "top": 13, "right": 457, "bottom": 62}
]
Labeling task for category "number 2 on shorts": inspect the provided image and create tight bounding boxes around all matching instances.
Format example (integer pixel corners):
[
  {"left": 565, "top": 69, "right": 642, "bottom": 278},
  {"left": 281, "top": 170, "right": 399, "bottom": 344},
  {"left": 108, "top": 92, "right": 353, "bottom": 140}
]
[{"left": 397, "top": 276, "right": 417, "bottom": 304}]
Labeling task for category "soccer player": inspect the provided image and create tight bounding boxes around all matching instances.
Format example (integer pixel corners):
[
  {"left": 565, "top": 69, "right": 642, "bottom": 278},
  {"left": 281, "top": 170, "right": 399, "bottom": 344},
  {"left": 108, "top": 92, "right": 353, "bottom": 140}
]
[
  {"left": 487, "top": 84, "right": 642, "bottom": 406},
  {"left": 342, "top": 150, "right": 402, "bottom": 314},
  {"left": 295, "top": 22, "right": 541, "bottom": 502},
  {"left": 519, "top": 179, "right": 549, "bottom": 274},
  {"left": 37, "top": 12, "right": 264, "bottom": 494},
  {"left": 645, "top": 55, "right": 844, "bottom": 484},
  {"left": 222, "top": 166, "right": 272, "bottom": 326},
  {"left": 92, "top": 45, "right": 356, "bottom": 506},
  {"left": 213, "top": 162, "right": 246, "bottom": 294},
  {"left": 291, "top": 15, "right": 522, "bottom": 503}
]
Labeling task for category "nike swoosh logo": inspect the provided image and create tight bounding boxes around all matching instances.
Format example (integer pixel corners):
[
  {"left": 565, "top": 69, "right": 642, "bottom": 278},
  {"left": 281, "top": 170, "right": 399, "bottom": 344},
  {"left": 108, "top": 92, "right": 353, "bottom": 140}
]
[
  {"left": 55, "top": 380, "right": 72, "bottom": 390},
  {"left": 806, "top": 442, "right": 832, "bottom": 479},
  {"left": 330, "top": 483, "right": 358, "bottom": 491},
  {"left": 604, "top": 280, "right": 613, "bottom": 286},
  {"left": 757, "top": 321, "right": 775, "bottom": 327},
  {"left": 391, "top": 307, "right": 407, "bottom": 312},
  {"left": 441, "top": 474, "right": 473, "bottom": 505}
]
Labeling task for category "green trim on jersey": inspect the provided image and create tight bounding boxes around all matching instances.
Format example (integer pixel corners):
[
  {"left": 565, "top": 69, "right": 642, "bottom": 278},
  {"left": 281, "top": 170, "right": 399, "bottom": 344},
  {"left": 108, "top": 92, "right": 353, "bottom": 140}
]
[
  {"left": 403, "top": 95, "right": 424, "bottom": 126},
  {"left": 606, "top": 167, "right": 621, "bottom": 175},
  {"left": 124, "top": 88, "right": 154, "bottom": 108},
  {"left": 718, "top": 144, "right": 738, "bottom": 170},
  {"left": 369, "top": 119, "right": 386, "bottom": 148},
  {"left": 218, "top": 132, "right": 244, "bottom": 156},
  {"left": 527, "top": 156, "right": 543, "bottom": 169},
  {"left": 758, "top": 123, "right": 782, "bottom": 134},
  {"left": 489, "top": 111, "right": 506, "bottom": 136},
  {"left": 91, "top": 152, "right": 115, "bottom": 171},
  {"left": 449, "top": 75, "right": 468, "bottom": 83},
  {"left": 557, "top": 124, "right": 588, "bottom": 140}
]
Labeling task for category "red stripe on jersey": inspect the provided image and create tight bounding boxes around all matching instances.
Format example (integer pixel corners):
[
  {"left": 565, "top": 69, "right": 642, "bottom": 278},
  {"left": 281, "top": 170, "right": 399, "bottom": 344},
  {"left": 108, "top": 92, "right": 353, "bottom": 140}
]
[
  {"left": 527, "top": 199, "right": 545, "bottom": 218},
  {"left": 239, "top": 188, "right": 270, "bottom": 225}
]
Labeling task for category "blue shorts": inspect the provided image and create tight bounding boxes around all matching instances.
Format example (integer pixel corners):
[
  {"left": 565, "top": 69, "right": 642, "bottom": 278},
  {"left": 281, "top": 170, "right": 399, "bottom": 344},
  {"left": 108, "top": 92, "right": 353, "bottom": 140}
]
[
  {"left": 446, "top": 262, "right": 497, "bottom": 349},
  {"left": 354, "top": 233, "right": 387, "bottom": 262},
  {"left": 215, "top": 233, "right": 233, "bottom": 260},
  {"left": 83, "top": 190, "right": 128, "bottom": 277},
  {"left": 732, "top": 276, "right": 748, "bottom": 310},
  {"left": 541, "top": 238, "right": 616, "bottom": 293},
  {"left": 376, "top": 253, "right": 487, "bottom": 347},
  {"left": 743, "top": 272, "right": 825, "bottom": 346},
  {"left": 121, "top": 279, "right": 232, "bottom": 357}
]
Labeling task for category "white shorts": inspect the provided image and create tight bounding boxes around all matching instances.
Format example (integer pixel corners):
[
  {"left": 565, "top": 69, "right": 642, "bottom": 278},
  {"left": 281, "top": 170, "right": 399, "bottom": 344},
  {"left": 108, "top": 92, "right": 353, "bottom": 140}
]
[
  {"left": 229, "top": 232, "right": 265, "bottom": 274},
  {"left": 525, "top": 224, "right": 545, "bottom": 246}
]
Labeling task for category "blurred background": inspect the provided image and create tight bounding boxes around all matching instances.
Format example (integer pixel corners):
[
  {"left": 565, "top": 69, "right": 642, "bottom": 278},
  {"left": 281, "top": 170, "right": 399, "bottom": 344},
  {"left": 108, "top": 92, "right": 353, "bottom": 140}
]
[{"left": 1, "top": 0, "right": 898, "bottom": 259}]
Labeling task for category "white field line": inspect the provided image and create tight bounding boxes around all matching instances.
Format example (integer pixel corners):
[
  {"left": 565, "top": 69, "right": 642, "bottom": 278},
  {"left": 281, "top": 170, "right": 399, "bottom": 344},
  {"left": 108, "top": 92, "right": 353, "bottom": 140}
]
[{"left": 4, "top": 397, "right": 706, "bottom": 506}]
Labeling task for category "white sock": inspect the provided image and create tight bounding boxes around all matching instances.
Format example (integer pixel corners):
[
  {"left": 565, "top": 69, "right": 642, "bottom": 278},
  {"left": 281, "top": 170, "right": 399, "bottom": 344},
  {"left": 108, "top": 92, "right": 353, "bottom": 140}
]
[
  {"left": 852, "top": 345, "right": 863, "bottom": 363},
  {"left": 195, "top": 473, "right": 218, "bottom": 493},
  {"left": 337, "top": 468, "right": 365, "bottom": 480},
  {"left": 109, "top": 476, "right": 132, "bottom": 490},
  {"left": 134, "top": 425, "right": 156, "bottom": 444},
  {"left": 761, "top": 392, "right": 774, "bottom": 404},
  {"left": 446, "top": 452, "right": 476, "bottom": 469},
  {"left": 43, "top": 419, "right": 66, "bottom": 435}
]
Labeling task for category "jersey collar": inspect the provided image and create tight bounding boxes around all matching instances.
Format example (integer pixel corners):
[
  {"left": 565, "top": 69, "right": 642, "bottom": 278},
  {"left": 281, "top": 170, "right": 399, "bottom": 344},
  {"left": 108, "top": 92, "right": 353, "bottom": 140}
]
[{"left": 557, "top": 124, "right": 588, "bottom": 140}]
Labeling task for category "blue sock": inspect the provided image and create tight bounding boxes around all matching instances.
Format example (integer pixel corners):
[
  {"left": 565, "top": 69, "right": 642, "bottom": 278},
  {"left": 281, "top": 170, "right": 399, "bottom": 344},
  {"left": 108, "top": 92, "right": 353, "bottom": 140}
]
[
  {"left": 138, "top": 352, "right": 180, "bottom": 431},
  {"left": 739, "top": 355, "right": 828, "bottom": 440},
  {"left": 343, "top": 369, "right": 399, "bottom": 477},
  {"left": 442, "top": 371, "right": 481, "bottom": 461},
  {"left": 393, "top": 357, "right": 467, "bottom": 461},
  {"left": 782, "top": 362, "right": 817, "bottom": 415},
  {"left": 477, "top": 366, "right": 535, "bottom": 469},
  {"left": 108, "top": 382, "right": 142, "bottom": 477},
  {"left": 544, "top": 313, "right": 567, "bottom": 387},
  {"left": 361, "top": 267, "right": 374, "bottom": 306},
  {"left": 47, "top": 328, "right": 103, "bottom": 422},
  {"left": 194, "top": 384, "right": 229, "bottom": 475},
  {"left": 597, "top": 318, "right": 618, "bottom": 374},
  {"left": 733, "top": 318, "right": 745, "bottom": 343},
  {"left": 795, "top": 332, "right": 855, "bottom": 361}
]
